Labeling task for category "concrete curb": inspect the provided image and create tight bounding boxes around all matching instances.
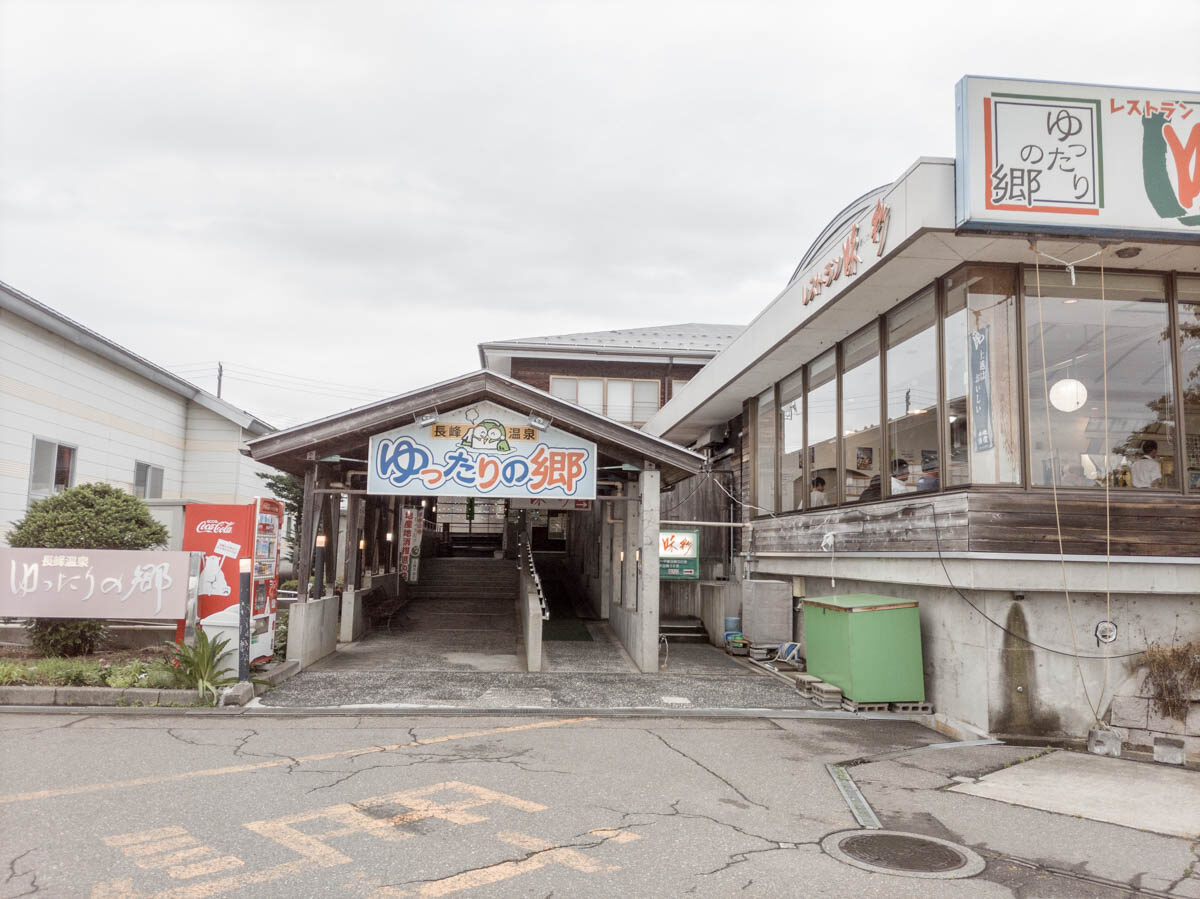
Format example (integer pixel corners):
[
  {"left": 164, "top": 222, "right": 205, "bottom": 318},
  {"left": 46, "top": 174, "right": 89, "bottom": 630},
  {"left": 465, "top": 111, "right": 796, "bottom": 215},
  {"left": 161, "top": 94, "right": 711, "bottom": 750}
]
[
  {"left": 0, "top": 659, "right": 302, "bottom": 709},
  {"left": 0, "top": 704, "right": 939, "bottom": 720},
  {"left": 0, "top": 685, "right": 201, "bottom": 707}
]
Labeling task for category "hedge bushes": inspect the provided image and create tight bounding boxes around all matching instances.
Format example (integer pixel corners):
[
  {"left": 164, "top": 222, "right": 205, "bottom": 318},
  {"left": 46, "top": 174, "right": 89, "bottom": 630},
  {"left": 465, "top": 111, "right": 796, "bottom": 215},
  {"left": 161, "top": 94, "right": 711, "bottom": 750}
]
[{"left": 0, "top": 656, "right": 184, "bottom": 688}]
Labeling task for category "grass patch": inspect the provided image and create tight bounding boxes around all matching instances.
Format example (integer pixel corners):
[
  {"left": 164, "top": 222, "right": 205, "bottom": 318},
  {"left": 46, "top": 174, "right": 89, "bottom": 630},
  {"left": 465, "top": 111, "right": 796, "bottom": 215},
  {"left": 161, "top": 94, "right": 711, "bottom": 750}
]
[{"left": 1144, "top": 641, "right": 1200, "bottom": 722}]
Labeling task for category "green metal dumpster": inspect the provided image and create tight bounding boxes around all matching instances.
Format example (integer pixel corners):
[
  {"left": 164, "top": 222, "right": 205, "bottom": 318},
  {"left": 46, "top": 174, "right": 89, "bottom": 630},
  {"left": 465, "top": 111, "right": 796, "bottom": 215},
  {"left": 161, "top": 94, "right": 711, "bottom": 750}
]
[{"left": 803, "top": 594, "right": 925, "bottom": 702}]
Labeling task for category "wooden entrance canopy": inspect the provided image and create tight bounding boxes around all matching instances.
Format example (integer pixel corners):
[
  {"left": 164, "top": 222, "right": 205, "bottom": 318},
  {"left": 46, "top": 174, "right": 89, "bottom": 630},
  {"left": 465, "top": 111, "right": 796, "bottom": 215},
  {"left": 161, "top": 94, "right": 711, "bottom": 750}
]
[
  {"left": 245, "top": 369, "right": 705, "bottom": 484},
  {"left": 246, "top": 370, "right": 706, "bottom": 614}
]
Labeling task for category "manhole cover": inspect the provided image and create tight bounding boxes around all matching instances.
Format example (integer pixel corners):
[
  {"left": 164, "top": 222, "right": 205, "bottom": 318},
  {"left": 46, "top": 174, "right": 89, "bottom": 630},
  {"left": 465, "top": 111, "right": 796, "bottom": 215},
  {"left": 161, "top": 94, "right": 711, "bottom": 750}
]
[
  {"left": 820, "top": 830, "right": 986, "bottom": 880},
  {"left": 839, "top": 834, "right": 966, "bottom": 872}
]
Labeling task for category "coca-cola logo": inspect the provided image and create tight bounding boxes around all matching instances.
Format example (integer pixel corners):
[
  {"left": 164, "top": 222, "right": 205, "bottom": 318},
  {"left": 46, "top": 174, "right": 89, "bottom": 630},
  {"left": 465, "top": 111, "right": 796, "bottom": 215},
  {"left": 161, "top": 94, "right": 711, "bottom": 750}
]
[{"left": 196, "top": 520, "right": 235, "bottom": 534}]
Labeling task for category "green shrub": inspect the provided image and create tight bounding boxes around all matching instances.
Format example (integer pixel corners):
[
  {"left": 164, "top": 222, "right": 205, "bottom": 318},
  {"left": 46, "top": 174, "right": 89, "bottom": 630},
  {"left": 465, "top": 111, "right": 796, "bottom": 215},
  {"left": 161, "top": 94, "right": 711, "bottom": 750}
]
[
  {"left": 103, "top": 659, "right": 149, "bottom": 689},
  {"left": 26, "top": 619, "right": 108, "bottom": 657},
  {"left": 0, "top": 660, "right": 28, "bottom": 685},
  {"left": 7, "top": 482, "right": 170, "bottom": 656},
  {"left": 274, "top": 608, "right": 289, "bottom": 659},
  {"left": 279, "top": 579, "right": 298, "bottom": 593},
  {"left": 32, "top": 658, "right": 104, "bottom": 686},
  {"left": 144, "top": 660, "right": 184, "bottom": 690},
  {"left": 167, "top": 629, "right": 237, "bottom": 703},
  {"left": 6, "top": 482, "right": 169, "bottom": 550}
]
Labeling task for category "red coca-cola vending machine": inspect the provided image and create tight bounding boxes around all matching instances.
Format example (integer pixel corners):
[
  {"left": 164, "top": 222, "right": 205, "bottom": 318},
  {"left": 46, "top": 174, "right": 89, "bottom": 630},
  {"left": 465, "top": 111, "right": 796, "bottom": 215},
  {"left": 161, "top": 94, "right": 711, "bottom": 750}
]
[{"left": 181, "top": 498, "right": 282, "bottom": 663}]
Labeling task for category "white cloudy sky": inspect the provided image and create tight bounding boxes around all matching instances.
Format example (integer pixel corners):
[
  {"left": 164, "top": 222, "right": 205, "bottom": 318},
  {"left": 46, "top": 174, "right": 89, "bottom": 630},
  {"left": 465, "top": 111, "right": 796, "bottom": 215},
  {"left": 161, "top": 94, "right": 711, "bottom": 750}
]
[{"left": 2, "top": 1, "right": 1197, "bottom": 429}]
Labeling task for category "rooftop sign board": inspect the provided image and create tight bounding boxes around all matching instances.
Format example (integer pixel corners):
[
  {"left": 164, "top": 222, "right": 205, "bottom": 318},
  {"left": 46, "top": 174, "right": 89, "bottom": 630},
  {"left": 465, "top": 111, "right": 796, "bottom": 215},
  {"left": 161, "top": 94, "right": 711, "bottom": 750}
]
[
  {"left": 368, "top": 401, "right": 597, "bottom": 500},
  {"left": 955, "top": 76, "right": 1200, "bottom": 239}
]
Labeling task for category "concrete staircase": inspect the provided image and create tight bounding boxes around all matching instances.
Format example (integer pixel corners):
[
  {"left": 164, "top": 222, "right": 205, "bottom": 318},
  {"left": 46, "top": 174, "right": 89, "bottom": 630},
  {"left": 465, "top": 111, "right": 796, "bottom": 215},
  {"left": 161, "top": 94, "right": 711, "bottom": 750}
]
[
  {"left": 659, "top": 616, "right": 709, "bottom": 643},
  {"left": 402, "top": 558, "right": 521, "bottom": 646}
]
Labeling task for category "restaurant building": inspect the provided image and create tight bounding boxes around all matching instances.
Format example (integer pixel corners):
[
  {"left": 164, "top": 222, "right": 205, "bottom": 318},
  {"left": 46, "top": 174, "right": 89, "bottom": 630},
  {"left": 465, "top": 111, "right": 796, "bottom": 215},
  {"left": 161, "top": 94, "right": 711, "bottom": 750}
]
[{"left": 643, "top": 77, "right": 1200, "bottom": 743}]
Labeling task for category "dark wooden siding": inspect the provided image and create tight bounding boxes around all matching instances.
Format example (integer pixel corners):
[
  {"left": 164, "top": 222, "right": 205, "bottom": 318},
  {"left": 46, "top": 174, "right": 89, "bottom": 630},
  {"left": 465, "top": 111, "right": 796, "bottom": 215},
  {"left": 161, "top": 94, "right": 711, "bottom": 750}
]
[
  {"left": 751, "top": 491, "right": 1200, "bottom": 557},
  {"left": 753, "top": 493, "right": 969, "bottom": 554},
  {"left": 967, "top": 492, "right": 1200, "bottom": 556}
]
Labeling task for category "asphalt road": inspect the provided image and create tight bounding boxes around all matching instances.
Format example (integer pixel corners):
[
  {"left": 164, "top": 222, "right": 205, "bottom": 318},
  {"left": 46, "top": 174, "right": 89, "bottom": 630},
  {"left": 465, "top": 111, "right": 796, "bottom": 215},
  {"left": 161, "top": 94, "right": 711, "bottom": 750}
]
[{"left": 1, "top": 710, "right": 1196, "bottom": 898}]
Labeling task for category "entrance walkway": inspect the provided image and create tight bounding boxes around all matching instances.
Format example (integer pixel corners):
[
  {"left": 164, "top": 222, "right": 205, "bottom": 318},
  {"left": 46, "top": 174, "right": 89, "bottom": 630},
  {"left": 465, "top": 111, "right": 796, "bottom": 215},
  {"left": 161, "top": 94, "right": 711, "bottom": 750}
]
[{"left": 258, "top": 620, "right": 816, "bottom": 712}]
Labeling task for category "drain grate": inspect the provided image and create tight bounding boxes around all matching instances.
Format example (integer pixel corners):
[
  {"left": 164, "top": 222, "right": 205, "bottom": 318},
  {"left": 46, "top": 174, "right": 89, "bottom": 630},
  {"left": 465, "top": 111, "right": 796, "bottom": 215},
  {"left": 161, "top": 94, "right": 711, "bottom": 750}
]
[
  {"left": 820, "top": 829, "right": 986, "bottom": 880},
  {"left": 839, "top": 834, "right": 966, "bottom": 872}
]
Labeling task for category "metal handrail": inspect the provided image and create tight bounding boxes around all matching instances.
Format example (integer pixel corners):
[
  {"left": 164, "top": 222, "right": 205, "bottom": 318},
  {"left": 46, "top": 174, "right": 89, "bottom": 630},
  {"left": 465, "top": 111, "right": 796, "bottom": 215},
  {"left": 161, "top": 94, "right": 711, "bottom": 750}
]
[{"left": 517, "top": 536, "right": 550, "bottom": 620}]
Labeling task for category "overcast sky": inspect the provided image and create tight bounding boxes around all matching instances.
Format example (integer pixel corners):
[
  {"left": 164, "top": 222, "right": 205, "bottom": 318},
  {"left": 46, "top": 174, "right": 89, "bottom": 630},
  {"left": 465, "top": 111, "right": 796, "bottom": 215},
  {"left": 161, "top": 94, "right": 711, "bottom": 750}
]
[{"left": 2, "top": 1, "right": 1197, "bottom": 428}]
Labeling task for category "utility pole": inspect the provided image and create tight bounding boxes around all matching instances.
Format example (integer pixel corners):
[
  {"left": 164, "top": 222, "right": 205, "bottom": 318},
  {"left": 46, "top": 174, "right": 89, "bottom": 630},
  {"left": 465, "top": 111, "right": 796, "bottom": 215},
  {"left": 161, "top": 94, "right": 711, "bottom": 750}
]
[{"left": 217, "top": 362, "right": 223, "bottom": 398}]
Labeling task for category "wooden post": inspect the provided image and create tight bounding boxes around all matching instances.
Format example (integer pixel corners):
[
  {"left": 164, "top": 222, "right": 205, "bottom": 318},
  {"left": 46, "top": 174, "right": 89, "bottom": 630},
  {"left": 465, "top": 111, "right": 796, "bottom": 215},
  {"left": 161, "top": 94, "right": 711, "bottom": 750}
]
[
  {"left": 343, "top": 494, "right": 361, "bottom": 593},
  {"left": 599, "top": 509, "right": 612, "bottom": 620},
  {"left": 622, "top": 480, "right": 639, "bottom": 614},
  {"left": 326, "top": 491, "right": 341, "bottom": 593},
  {"left": 295, "top": 461, "right": 318, "bottom": 602}
]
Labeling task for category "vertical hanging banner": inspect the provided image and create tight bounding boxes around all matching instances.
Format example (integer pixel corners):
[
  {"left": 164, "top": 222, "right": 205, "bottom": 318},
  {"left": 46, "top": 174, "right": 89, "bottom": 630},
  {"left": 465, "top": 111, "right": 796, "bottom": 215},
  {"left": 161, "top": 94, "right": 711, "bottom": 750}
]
[
  {"left": 369, "top": 401, "right": 597, "bottom": 500},
  {"left": 956, "top": 76, "right": 1200, "bottom": 237},
  {"left": 399, "top": 507, "right": 415, "bottom": 582},
  {"left": 968, "top": 326, "right": 994, "bottom": 452}
]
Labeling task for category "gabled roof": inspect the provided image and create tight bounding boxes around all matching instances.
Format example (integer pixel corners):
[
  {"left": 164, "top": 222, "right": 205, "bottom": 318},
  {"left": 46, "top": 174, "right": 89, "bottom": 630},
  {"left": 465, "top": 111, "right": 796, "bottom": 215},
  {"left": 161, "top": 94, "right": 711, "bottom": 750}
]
[
  {"left": 479, "top": 322, "right": 742, "bottom": 369},
  {"left": 246, "top": 369, "right": 705, "bottom": 484},
  {"left": 0, "top": 280, "right": 274, "bottom": 435}
]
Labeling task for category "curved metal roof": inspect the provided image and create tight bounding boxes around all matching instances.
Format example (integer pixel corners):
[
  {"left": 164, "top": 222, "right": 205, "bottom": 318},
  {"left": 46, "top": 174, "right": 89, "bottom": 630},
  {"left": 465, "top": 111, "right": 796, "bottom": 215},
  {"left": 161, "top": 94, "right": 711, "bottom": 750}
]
[{"left": 786, "top": 184, "right": 891, "bottom": 287}]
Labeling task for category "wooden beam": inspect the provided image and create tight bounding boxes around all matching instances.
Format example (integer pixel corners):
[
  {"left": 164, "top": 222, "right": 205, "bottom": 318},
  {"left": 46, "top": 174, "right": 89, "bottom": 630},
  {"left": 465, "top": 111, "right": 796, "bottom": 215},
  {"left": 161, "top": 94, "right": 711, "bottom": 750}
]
[{"left": 295, "top": 463, "right": 318, "bottom": 602}]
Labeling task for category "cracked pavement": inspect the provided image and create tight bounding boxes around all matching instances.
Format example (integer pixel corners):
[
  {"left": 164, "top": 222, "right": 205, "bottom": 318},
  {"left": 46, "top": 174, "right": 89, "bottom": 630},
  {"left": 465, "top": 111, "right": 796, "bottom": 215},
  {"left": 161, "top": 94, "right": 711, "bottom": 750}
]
[{"left": 1, "top": 711, "right": 1197, "bottom": 897}]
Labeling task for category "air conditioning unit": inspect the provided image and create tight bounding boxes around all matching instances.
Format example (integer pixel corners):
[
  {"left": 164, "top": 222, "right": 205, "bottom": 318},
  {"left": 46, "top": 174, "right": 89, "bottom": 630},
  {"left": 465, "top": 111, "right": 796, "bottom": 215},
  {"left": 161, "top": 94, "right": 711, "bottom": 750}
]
[{"left": 690, "top": 427, "right": 727, "bottom": 451}]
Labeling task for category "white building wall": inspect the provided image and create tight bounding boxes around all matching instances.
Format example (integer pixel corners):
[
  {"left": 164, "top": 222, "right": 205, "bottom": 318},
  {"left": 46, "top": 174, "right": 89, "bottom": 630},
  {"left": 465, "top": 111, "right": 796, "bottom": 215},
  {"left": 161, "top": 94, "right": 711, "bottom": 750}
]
[
  {"left": 180, "top": 407, "right": 279, "bottom": 505},
  {"left": 0, "top": 309, "right": 188, "bottom": 540}
]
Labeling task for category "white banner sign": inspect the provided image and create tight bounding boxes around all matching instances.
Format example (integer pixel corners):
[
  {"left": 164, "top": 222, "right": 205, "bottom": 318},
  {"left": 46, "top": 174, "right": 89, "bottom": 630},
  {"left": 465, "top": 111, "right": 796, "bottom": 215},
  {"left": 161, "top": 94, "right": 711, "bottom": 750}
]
[
  {"left": 1, "top": 549, "right": 199, "bottom": 619},
  {"left": 956, "top": 76, "right": 1200, "bottom": 238},
  {"left": 369, "top": 401, "right": 597, "bottom": 500},
  {"left": 508, "top": 498, "right": 592, "bottom": 510}
]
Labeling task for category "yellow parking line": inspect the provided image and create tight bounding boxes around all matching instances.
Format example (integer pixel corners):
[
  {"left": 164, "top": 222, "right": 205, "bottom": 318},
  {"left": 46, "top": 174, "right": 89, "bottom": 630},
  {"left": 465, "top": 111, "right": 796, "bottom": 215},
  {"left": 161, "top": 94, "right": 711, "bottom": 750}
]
[{"left": 1, "top": 718, "right": 594, "bottom": 805}]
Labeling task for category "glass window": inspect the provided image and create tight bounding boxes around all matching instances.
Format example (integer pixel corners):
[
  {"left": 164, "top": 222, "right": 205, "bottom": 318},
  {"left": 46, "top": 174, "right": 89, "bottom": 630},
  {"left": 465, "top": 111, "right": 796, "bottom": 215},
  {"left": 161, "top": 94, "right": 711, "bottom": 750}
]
[
  {"left": 1025, "top": 270, "right": 1173, "bottom": 489},
  {"left": 1179, "top": 277, "right": 1200, "bottom": 492},
  {"left": 944, "top": 266, "right": 1022, "bottom": 486},
  {"left": 551, "top": 376, "right": 658, "bottom": 423},
  {"left": 577, "top": 379, "right": 604, "bottom": 415},
  {"left": 807, "top": 350, "right": 838, "bottom": 507},
  {"left": 888, "top": 289, "right": 939, "bottom": 494},
  {"left": 842, "top": 327, "right": 881, "bottom": 503},
  {"left": 550, "top": 378, "right": 577, "bottom": 403},
  {"left": 607, "top": 380, "right": 633, "bottom": 423},
  {"left": 30, "top": 439, "right": 75, "bottom": 502},
  {"left": 632, "top": 380, "right": 660, "bottom": 424},
  {"left": 754, "top": 387, "right": 776, "bottom": 513},
  {"left": 135, "top": 461, "right": 164, "bottom": 499},
  {"left": 778, "top": 369, "right": 805, "bottom": 511}
]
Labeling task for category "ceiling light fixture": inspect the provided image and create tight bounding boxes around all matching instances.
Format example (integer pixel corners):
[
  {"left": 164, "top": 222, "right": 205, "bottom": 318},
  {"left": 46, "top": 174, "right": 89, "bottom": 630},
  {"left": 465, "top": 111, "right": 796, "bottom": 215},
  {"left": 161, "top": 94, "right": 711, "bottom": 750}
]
[
  {"left": 1049, "top": 378, "right": 1088, "bottom": 413},
  {"left": 1115, "top": 246, "right": 1141, "bottom": 259}
]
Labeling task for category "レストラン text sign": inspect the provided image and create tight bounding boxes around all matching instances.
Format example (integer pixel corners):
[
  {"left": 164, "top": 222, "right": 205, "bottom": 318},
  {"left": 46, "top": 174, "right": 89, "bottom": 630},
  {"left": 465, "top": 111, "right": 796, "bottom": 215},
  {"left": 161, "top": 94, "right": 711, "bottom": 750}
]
[{"left": 369, "top": 401, "right": 597, "bottom": 500}]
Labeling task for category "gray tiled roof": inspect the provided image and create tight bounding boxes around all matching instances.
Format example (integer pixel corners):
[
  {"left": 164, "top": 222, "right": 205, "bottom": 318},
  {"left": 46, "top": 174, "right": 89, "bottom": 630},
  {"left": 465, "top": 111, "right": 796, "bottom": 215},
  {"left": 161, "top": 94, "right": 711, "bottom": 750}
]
[{"left": 485, "top": 323, "right": 743, "bottom": 354}]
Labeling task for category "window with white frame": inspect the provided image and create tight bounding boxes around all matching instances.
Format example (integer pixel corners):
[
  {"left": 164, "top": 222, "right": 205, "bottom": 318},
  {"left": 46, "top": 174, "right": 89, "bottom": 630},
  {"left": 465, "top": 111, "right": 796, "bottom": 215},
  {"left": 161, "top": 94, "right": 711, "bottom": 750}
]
[
  {"left": 134, "top": 461, "right": 164, "bottom": 499},
  {"left": 30, "top": 438, "right": 75, "bottom": 503},
  {"left": 549, "top": 377, "right": 661, "bottom": 425}
]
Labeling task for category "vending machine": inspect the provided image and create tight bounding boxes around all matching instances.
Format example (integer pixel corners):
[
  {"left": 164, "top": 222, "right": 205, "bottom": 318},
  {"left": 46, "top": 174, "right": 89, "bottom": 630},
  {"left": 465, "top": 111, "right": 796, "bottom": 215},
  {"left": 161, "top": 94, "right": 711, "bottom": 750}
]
[{"left": 181, "top": 498, "right": 283, "bottom": 663}]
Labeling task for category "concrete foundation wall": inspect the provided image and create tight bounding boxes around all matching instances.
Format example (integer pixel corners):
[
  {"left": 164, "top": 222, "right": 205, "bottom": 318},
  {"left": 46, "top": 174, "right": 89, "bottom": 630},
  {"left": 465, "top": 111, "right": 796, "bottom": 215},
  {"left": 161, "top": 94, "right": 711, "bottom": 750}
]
[
  {"left": 286, "top": 596, "right": 339, "bottom": 670},
  {"left": 519, "top": 576, "right": 543, "bottom": 673},
  {"left": 339, "top": 590, "right": 367, "bottom": 643},
  {"left": 752, "top": 556, "right": 1200, "bottom": 740}
]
